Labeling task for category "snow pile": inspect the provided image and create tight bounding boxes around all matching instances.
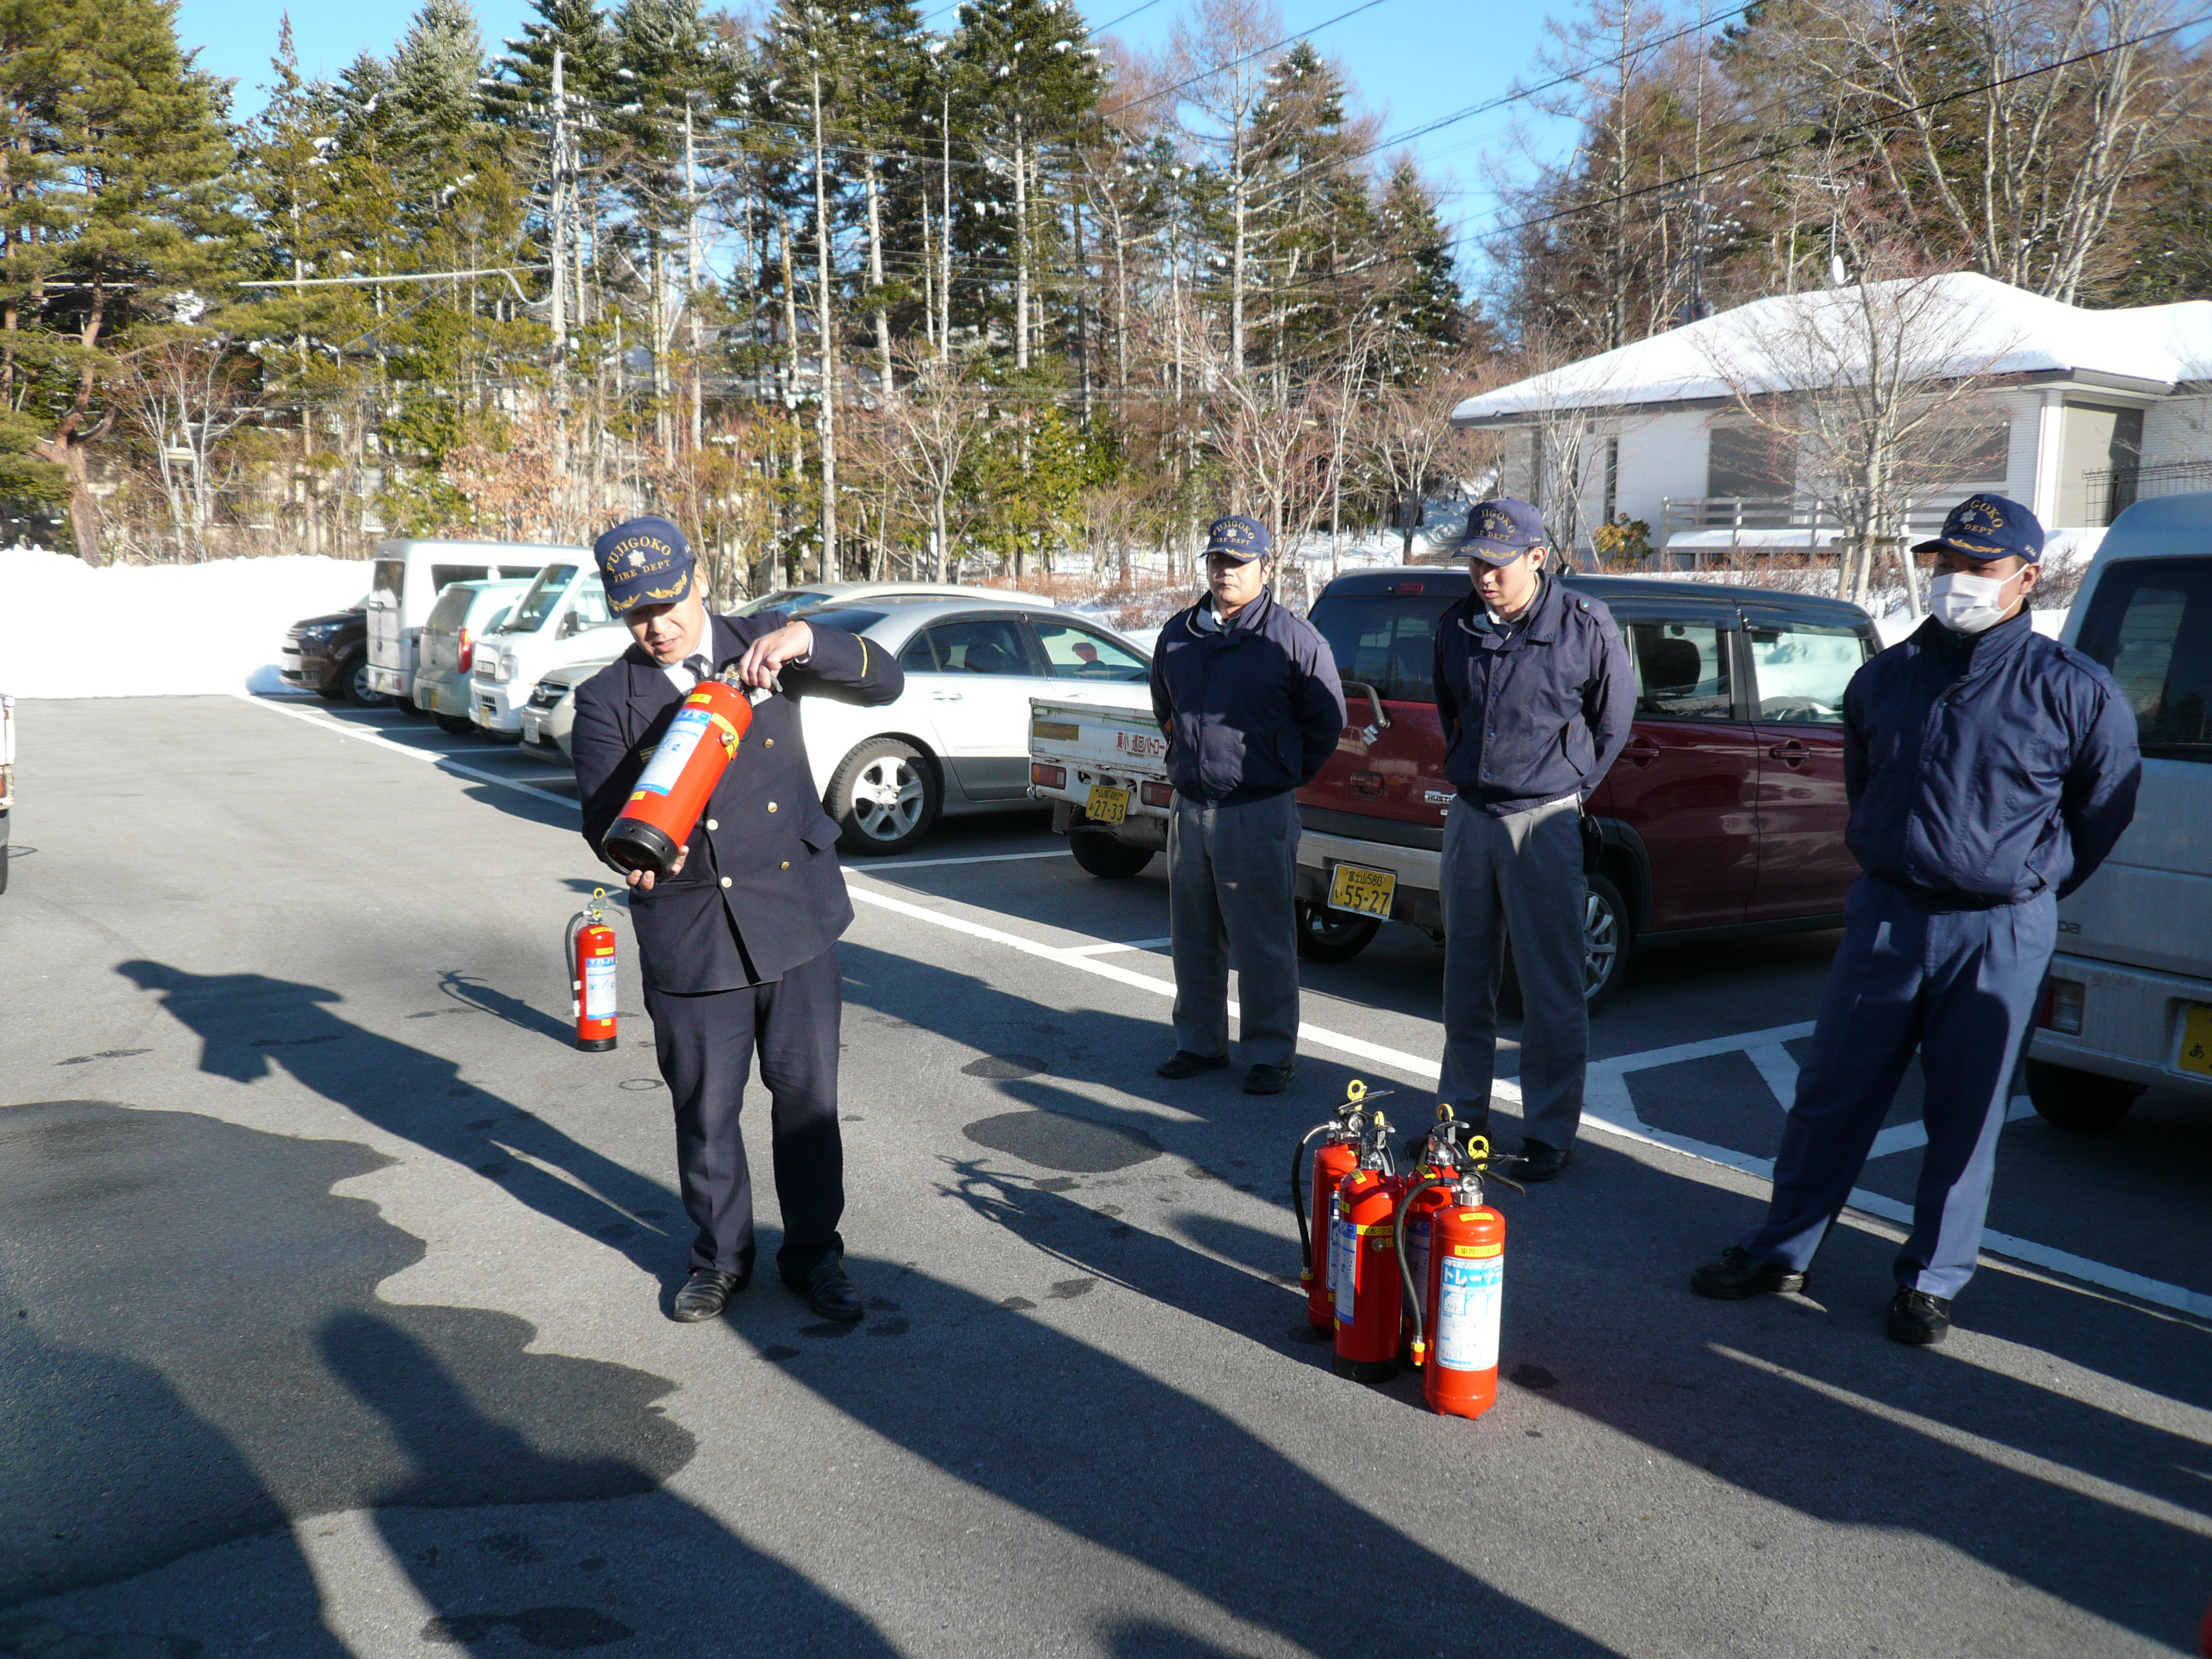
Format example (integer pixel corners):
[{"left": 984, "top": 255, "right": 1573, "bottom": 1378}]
[{"left": 0, "top": 549, "right": 372, "bottom": 698}]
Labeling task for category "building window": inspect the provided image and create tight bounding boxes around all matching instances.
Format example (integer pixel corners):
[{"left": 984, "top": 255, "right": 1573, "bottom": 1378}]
[
  {"left": 1705, "top": 424, "right": 1794, "bottom": 499},
  {"left": 2060, "top": 404, "right": 2144, "bottom": 527}
]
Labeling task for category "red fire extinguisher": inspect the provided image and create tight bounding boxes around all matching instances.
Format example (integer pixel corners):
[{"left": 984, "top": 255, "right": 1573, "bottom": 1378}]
[
  {"left": 1395, "top": 1139, "right": 1520, "bottom": 1420},
  {"left": 1292, "top": 1078, "right": 1390, "bottom": 1331},
  {"left": 1398, "top": 1105, "right": 1474, "bottom": 1360},
  {"left": 564, "top": 888, "right": 619, "bottom": 1052},
  {"left": 1332, "top": 1110, "right": 1407, "bottom": 1384},
  {"left": 602, "top": 675, "right": 772, "bottom": 876}
]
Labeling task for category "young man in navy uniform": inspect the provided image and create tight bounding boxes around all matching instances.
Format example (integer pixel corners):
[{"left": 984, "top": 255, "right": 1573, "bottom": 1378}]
[
  {"left": 1692, "top": 494, "right": 2140, "bottom": 1344},
  {"left": 571, "top": 517, "right": 903, "bottom": 1323},
  {"left": 1432, "top": 498, "right": 1634, "bottom": 1183},
  {"left": 1149, "top": 514, "right": 1346, "bottom": 1095}
]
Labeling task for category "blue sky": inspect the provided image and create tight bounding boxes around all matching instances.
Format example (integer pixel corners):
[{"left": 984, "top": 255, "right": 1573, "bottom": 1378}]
[{"left": 178, "top": 0, "right": 1571, "bottom": 293}]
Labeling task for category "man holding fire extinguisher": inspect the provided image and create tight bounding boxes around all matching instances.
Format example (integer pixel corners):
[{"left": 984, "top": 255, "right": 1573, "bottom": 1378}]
[{"left": 571, "top": 516, "right": 904, "bottom": 1325}]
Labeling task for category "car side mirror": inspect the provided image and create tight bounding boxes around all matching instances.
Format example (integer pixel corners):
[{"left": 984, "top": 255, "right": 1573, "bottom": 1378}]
[{"left": 559, "top": 611, "right": 580, "bottom": 639}]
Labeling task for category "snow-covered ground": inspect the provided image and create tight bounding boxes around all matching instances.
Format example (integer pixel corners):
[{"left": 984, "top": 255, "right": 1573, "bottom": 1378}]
[{"left": 0, "top": 549, "right": 371, "bottom": 698}]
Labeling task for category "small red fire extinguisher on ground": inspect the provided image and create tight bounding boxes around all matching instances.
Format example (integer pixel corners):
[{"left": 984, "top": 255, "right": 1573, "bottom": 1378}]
[
  {"left": 1332, "top": 1109, "right": 1408, "bottom": 1384},
  {"left": 565, "top": 888, "right": 618, "bottom": 1052},
  {"left": 1292, "top": 1079, "right": 1390, "bottom": 1331},
  {"left": 1395, "top": 1132, "right": 1520, "bottom": 1419}
]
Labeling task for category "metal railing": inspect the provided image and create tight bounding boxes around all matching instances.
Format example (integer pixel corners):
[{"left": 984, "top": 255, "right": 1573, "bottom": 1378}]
[
  {"left": 1658, "top": 496, "right": 1957, "bottom": 541},
  {"left": 2080, "top": 460, "right": 2212, "bottom": 527}
]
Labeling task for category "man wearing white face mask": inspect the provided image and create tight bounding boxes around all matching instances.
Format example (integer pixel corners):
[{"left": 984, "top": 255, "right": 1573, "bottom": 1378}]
[{"left": 1691, "top": 493, "right": 2140, "bottom": 1345}]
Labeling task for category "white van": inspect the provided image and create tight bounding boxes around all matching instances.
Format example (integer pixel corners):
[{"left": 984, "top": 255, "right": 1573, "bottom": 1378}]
[
  {"left": 2027, "top": 492, "right": 2212, "bottom": 1128},
  {"left": 365, "top": 539, "right": 585, "bottom": 709},
  {"left": 469, "top": 561, "right": 626, "bottom": 737}
]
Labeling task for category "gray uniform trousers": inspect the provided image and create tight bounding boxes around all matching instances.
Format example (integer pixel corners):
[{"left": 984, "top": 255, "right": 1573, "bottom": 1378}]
[
  {"left": 1167, "top": 790, "right": 1301, "bottom": 1068},
  {"left": 1438, "top": 794, "right": 1588, "bottom": 1150}
]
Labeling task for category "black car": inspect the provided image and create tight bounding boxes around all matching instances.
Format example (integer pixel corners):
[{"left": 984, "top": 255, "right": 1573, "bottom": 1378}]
[{"left": 281, "top": 601, "right": 384, "bottom": 706}]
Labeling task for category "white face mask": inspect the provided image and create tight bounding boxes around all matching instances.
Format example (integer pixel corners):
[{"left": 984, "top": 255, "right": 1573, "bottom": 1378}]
[{"left": 1929, "top": 568, "right": 2020, "bottom": 634}]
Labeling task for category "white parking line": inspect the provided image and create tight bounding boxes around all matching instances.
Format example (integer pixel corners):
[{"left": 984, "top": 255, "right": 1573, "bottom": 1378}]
[
  {"left": 246, "top": 697, "right": 2211, "bottom": 1323},
  {"left": 234, "top": 694, "right": 578, "bottom": 810},
  {"left": 1066, "top": 937, "right": 1174, "bottom": 956},
  {"left": 857, "top": 850, "right": 1073, "bottom": 872},
  {"left": 853, "top": 880, "right": 2212, "bottom": 1323}
]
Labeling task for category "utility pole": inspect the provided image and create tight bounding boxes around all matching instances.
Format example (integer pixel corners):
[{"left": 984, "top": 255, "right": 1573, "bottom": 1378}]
[
  {"left": 810, "top": 60, "right": 839, "bottom": 582},
  {"left": 685, "top": 97, "right": 703, "bottom": 454},
  {"left": 940, "top": 84, "right": 952, "bottom": 366}
]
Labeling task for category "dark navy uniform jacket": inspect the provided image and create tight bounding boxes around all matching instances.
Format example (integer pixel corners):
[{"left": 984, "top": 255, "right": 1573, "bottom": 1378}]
[
  {"left": 571, "top": 615, "right": 904, "bottom": 992},
  {"left": 1433, "top": 576, "right": 1635, "bottom": 816},
  {"left": 1148, "top": 587, "right": 1347, "bottom": 807},
  {"left": 1844, "top": 611, "right": 2139, "bottom": 910}
]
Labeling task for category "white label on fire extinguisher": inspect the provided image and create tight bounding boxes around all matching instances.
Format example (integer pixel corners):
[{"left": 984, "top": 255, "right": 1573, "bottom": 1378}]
[
  {"left": 1331, "top": 1205, "right": 1358, "bottom": 1328},
  {"left": 1436, "top": 1255, "right": 1502, "bottom": 1372},
  {"left": 583, "top": 954, "right": 617, "bottom": 1020},
  {"left": 634, "top": 706, "right": 712, "bottom": 796}
]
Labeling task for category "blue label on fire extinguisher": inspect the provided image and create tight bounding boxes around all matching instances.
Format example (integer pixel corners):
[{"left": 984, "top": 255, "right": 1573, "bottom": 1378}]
[
  {"left": 1407, "top": 1216, "right": 1431, "bottom": 1313},
  {"left": 1331, "top": 1204, "right": 1358, "bottom": 1328},
  {"left": 634, "top": 706, "right": 712, "bottom": 796},
  {"left": 583, "top": 954, "right": 617, "bottom": 1020},
  {"left": 1436, "top": 1255, "right": 1502, "bottom": 1373}
]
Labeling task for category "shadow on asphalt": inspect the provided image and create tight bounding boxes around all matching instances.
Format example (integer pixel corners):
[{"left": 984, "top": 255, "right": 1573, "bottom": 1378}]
[{"left": 838, "top": 940, "right": 2212, "bottom": 1653}]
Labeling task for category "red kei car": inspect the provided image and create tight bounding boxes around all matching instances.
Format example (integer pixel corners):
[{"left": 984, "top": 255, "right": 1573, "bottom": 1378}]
[{"left": 1296, "top": 567, "right": 1881, "bottom": 1010}]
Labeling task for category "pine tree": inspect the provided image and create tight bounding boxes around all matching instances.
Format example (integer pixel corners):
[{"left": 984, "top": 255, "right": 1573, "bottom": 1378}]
[{"left": 0, "top": 0, "right": 234, "bottom": 559}]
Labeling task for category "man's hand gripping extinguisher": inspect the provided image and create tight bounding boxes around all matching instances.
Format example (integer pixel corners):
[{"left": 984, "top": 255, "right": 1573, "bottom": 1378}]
[
  {"left": 1331, "top": 1107, "right": 1408, "bottom": 1384},
  {"left": 602, "top": 673, "right": 776, "bottom": 877},
  {"left": 564, "top": 888, "right": 619, "bottom": 1052},
  {"left": 1292, "top": 1078, "right": 1392, "bottom": 1331},
  {"left": 1394, "top": 1114, "right": 1523, "bottom": 1418}
]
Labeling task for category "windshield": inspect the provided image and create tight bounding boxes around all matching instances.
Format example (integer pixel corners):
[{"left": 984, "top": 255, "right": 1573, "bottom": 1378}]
[
  {"left": 503, "top": 565, "right": 579, "bottom": 633},
  {"left": 1308, "top": 592, "right": 1460, "bottom": 704},
  {"left": 804, "top": 607, "right": 889, "bottom": 634},
  {"left": 2074, "top": 555, "right": 2212, "bottom": 763},
  {"left": 736, "top": 588, "right": 833, "bottom": 618},
  {"left": 370, "top": 560, "right": 403, "bottom": 604},
  {"left": 425, "top": 587, "right": 476, "bottom": 634}
]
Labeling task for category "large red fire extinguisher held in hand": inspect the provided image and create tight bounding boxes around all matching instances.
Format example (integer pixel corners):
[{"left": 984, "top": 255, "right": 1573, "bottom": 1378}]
[
  {"left": 565, "top": 888, "right": 618, "bottom": 1052},
  {"left": 602, "top": 676, "right": 772, "bottom": 877},
  {"left": 1332, "top": 1110, "right": 1407, "bottom": 1384},
  {"left": 1293, "top": 1078, "right": 1391, "bottom": 1330},
  {"left": 1395, "top": 1140, "right": 1520, "bottom": 1419}
]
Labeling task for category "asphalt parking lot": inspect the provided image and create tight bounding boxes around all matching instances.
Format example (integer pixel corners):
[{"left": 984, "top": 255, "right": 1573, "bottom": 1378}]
[{"left": 3, "top": 692, "right": 2209, "bottom": 1659}]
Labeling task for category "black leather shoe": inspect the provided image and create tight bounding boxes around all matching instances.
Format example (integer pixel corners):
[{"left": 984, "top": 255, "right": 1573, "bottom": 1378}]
[
  {"left": 1887, "top": 1288, "right": 1952, "bottom": 1345},
  {"left": 1243, "top": 1062, "right": 1295, "bottom": 1095},
  {"left": 1157, "top": 1050, "right": 1231, "bottom": 1080},
  {"left": 1510, "top": 1140, "right": 1571, "bottom": 1182},
  {"left": 671, "top": 1267, "right": 743, "bottom": 1323},
  {"left": 1689, "top": 1246, "right": 1806, "bottom": 1300},
  {"left": 795, "top": 1256, "right": 864, "bottom": 1322}
]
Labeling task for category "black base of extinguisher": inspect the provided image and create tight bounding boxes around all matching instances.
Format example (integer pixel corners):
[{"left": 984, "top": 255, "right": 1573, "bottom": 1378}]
[
  {"left": 603, "top": 817, "right": 680, "bottom": 875},
  {"left": 576, "top": 1035, "right": 617, "bottom": 1052},
  {"left": 1333, "top": 1353, "right": 1399, "bottom": 1384}
]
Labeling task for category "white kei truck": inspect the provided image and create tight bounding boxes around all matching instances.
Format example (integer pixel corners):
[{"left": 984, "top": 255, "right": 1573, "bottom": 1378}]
[{"left": 1027, "top": 698, "right": 1173, "bottom": 879}]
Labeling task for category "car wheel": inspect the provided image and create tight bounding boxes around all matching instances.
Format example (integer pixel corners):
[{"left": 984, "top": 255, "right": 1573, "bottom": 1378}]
[
  {"left": 340, "top": 654, "right": 387, "bottom": 707},
  {"left": 434, "top": 712, "right": 475, "bottom": 736},
  {"left": 1295, "top": 899, "right": 1380, "bottom": 962},
  {"left": 1502, "top": 871, "right": 1632, "bottom": 1014},
  {"left": 394, "top": 692, "right": 428, "bottom": 718},
  {"left": 828, "top": 738, "right": 940, "bottom": 855},
  {"left": 316, "top": 669, "right": 346, "bottom": 702},
  {"left": 0, "top": 846, "right": 9, "bottom": 896},
  {"left": 2024, "top": 1059, "right": 2141, "bottom": 1131},
  {"left": 1069, "top": 832, "right": 1155, "bottom": 879}
]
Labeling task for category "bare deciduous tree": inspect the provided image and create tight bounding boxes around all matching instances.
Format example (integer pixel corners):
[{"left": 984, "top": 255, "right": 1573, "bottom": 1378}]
[{"left": 876, "top": 351, "right": 989, "bottom": 582}]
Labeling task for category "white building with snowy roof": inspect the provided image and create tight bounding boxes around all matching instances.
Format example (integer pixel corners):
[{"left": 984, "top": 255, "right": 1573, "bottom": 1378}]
[{"left": 1448, "top": 273, "right": 2212, "bottom": 564}]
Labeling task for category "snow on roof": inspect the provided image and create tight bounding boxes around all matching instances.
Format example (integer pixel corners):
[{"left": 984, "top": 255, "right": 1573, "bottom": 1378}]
[{"left": 1451, "top": 273, "right": 2212, "bottom": 426}]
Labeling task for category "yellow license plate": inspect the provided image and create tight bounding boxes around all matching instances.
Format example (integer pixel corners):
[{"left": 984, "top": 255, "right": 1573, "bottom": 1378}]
[
  {"left": 2181, "top": 1005, "right": 2212, "bottom": 1077},
  {"left": 1327, "top": 862, "right": 1396, "bottom": 919},
  {"left": 1086, "top": 784, "right": 1130, "bottom": 827}
]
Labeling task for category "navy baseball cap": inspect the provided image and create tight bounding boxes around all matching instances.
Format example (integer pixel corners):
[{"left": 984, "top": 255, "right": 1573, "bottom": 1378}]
[
  {"left": 1202, "top": 514, "right": 1271, "bottom": 563},
  {"left": 594, "top": 515, "right": 696, "bottom": 613},
  {"left": 1456, "top": 497, "right": 1548, "bottom": 566},
  {"left": 1912, "top": 493, "right": 2044, "bottom": 564}
]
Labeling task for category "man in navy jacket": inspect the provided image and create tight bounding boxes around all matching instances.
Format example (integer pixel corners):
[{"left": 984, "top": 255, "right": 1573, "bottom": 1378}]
[
  {"left": 1692, "top": 494, "right": 2140, "bottom": 1344},
  {"left": 571, "top": 517, "right": 903, "bottom": 1324},
  {"left": 1149, "top": 514, "right": 1345, "bottom": 1094},
  {"left": 1432, "top": 498, "right": 1633, "bottom": 1181}
]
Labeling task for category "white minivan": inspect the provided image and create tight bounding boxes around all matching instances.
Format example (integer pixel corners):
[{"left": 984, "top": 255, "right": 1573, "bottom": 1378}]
[
  {"left": 2026, "top": 492, "right": 2212, "bottom": 1128},
  {"left": 365, "top": 539, "right": 585, "bottom": 710},
  {"left": 469, "top": 560, "right": 627, "bottom": 737}
]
